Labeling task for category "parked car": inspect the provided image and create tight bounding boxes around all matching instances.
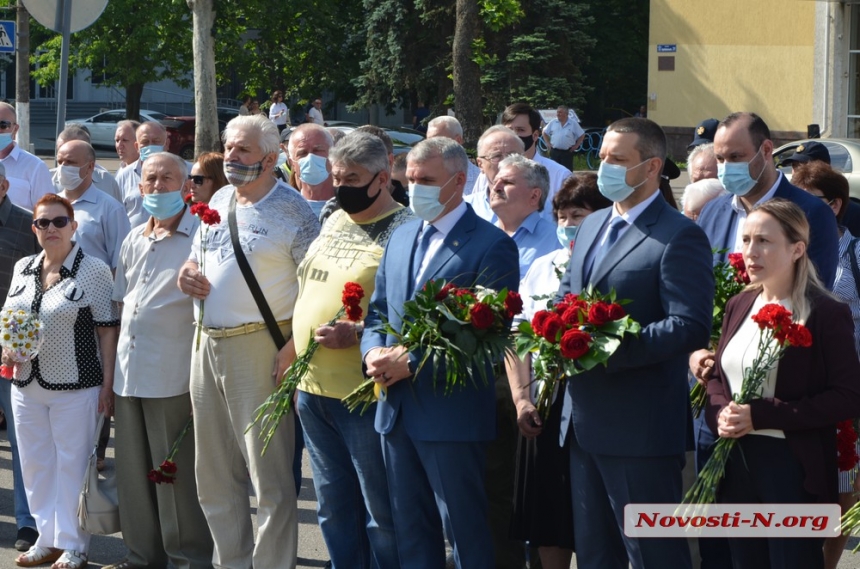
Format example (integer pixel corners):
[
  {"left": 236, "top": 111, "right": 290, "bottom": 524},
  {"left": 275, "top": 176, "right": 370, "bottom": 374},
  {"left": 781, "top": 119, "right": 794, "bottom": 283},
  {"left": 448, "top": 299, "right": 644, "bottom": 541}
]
[
  {"left": 64, "top": 109, "right": 168, "bottom": 148},
  {"left": 774, "top": 138, "right": 860, "bottom": 200},
  {"left": 163, "top": 115, "right": 227, "bottom": 160}
]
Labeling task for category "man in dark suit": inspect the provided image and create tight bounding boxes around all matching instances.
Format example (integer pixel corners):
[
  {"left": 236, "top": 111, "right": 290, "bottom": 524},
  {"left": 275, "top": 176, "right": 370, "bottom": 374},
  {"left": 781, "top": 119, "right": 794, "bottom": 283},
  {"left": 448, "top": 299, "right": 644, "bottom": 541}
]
[
  {"left": 556, "top": 118, "right": 714, "bottom": 569},
  {"left": 691, "top": 113, "right": 839, "bottom": 568},
  {"left": 362, "top": 137, "right": 520, "bottom": 569}
]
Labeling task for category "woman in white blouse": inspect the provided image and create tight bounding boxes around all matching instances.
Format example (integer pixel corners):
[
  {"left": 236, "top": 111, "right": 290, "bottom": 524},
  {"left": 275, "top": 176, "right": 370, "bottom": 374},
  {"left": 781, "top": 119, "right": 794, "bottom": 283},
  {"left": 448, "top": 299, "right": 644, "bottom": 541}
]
[{"left": 6, "top": 194, "right": 118, "bottom": 569}]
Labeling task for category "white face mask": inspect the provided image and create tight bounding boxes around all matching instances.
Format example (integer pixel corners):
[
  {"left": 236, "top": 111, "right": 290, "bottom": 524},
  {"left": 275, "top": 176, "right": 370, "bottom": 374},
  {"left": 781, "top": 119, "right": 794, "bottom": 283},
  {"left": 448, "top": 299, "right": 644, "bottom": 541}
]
[
  {"left": 54, "top": 164, "right": 84, "bottom": 191},
  {"left": 408, "top": 174, "right": 458, "bottom": 221}
]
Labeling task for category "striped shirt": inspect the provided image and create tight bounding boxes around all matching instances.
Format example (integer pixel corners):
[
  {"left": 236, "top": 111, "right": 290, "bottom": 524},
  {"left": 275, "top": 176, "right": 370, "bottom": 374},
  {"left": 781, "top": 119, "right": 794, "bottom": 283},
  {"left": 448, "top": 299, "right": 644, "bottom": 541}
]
[{"left": 833, "top": 228, "right": 860, "bottom": 358}]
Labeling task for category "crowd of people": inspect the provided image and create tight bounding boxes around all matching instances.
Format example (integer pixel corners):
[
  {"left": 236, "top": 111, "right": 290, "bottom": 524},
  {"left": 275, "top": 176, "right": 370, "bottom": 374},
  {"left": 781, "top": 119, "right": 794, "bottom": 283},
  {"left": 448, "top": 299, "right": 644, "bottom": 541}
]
[{"left": 0, "top": 100, "right": 854, "bottom": 569}]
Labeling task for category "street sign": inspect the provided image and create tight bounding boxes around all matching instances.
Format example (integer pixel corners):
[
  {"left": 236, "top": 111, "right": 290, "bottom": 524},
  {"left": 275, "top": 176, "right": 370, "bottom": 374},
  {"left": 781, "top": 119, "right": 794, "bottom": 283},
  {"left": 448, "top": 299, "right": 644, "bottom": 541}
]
[
  {"left": 657, "top": 44, "right": 677, "bottom": 53},
  {"left": 0, "top": 21, "right": 15, "bottom": 54},
  {"left": 21, "top": 0, "right": 108, "bottom": 34}
]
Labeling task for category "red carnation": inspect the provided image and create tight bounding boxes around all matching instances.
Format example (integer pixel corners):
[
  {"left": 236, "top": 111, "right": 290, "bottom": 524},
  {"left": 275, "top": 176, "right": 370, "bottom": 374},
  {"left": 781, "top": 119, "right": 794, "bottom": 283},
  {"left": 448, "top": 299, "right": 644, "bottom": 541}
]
[
  {"left": 587, "top": 302, "right": 611, "bottom": 327},
  {"left": 202, "top": 210, "right": 221, "bottom": 225},
  {"left": 341, "top": 282, "right": 365, "bottom": 308},
  {"left": 504, "top": 291, "right": 523, "bottom": 318},
  {"left": 751, "top": 304, "right": 792, "bottom": 331},
  {"left": 607, "top": 303, "right": 625, "bottom": 320},
  {"left": 470, "top": 303, "right": 495, "bottom": 330},
  {"left": 435, "top": 283, "right": 456, "bottom": 301},
  {"left": 541, "top": 313, "right": 565, "bottom": 343},
  {"left": 727, "top": 253, "right": 750, "bottom": 284},
  {"left": 190, "top": 202, "right": 205, "bottom": 216},
  {"left": 785, "top": 323, "right": 812, "bottom": 348},
  {"left": 559, "top": 328, "right": 592, "bottom": 359},
  {"left": 531, "top": 311, "right": 552, "bottom": 336},
  {"left": 346, "top": 305, "right": 363, "bottom": 322},
  {"left": 159, "top": 460, "right": 178, "bottom": 475}
]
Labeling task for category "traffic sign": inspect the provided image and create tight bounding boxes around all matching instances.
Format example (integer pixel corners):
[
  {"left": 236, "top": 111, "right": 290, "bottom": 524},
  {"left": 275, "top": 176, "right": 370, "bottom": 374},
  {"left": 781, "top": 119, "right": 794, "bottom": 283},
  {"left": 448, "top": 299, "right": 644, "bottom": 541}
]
[{"left": 0, "top": 21, "right": 15, "bottom": 54}]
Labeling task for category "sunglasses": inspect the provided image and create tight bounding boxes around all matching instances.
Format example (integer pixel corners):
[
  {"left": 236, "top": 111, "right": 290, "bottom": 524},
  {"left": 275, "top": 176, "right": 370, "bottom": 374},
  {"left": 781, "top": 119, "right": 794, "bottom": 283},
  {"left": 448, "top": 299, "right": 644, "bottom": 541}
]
[
  {"left": 0, "top": 120, "right": 15, "bottom": 130},
  {"left": 188, "top": 175, "right": 209, "bottom": 186},
  {"left": 33, "top": 216, "right": 72, "bottom": 230}
]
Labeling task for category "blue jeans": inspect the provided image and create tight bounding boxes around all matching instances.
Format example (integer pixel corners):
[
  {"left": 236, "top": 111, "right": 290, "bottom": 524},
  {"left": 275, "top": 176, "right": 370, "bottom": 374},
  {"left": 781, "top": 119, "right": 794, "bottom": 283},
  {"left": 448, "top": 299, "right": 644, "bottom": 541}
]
[
  {"left": 0, "top": 378, "right": 35, "bottom": 529},
  {"left": 297, "top": 391, "right": 398, "bottom": 569}
]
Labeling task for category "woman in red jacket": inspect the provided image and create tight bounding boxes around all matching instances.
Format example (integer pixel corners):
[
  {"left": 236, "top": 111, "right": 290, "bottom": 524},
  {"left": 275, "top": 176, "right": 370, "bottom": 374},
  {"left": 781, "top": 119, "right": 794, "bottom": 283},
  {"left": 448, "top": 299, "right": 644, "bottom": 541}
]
[{"left": 703, "top": 198, "right": 860, "bottom": 569}]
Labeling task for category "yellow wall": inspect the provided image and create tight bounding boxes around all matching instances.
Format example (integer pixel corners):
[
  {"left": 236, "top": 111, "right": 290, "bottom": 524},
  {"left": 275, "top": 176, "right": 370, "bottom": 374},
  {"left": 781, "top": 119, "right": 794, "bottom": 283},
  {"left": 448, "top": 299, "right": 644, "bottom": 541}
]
[{"left": 648, "top": 0, "right": 815, "bottom": 132}]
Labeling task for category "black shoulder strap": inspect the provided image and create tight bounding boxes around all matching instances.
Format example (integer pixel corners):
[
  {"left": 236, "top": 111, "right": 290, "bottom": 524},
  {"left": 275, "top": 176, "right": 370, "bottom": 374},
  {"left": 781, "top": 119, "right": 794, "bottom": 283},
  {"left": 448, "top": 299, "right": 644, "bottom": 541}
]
[
  {"left": 849, "top": 238, "right": 860, "bottom": 301},
  {"left": 227, "top": 191, "right": 286, "bottom": 349}
]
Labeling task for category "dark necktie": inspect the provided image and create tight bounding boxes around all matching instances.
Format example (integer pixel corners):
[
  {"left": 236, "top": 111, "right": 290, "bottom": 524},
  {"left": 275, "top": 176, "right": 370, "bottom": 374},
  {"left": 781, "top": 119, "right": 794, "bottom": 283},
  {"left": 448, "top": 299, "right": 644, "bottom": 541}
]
[
  {"left": 412, "top": 224, "right": 438, "bottom": 284},
  {"left": 587, "top": 216, "right": 627, "bottom": 281}
]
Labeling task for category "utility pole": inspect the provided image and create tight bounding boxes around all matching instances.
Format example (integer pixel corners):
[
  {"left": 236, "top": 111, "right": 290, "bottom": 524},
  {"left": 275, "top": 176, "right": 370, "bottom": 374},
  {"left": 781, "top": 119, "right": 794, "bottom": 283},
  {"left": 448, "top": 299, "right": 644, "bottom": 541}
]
[{"left": 15, "top": 0, "right": 29, "bottom": 151}]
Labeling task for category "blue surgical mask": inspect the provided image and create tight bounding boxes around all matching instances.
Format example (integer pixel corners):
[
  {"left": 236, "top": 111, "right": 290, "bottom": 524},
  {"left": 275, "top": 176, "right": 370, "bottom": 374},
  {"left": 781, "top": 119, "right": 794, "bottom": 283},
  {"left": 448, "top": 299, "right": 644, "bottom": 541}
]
[
  {"left": 408, "top": 175, "right": 458, "bottom": 221},
  {"left": 298, "top": 153, "right": 329, "bottom": 186},
  {"left": 0, "top": 133, "right": 13, "bottom": 150},
  {"left": 597, "top": 160, "right": 648, "bottom": 203},
  {"left": 142, "top": 191, "right": 185, "bottom": 220},
  {"left": 717, "top": 147, "right": 764, "bottom": 197},
  {"left": 556, "top": 225, "right": 578, "bottom": 248},
  {"left": 139, "top": 145, "right": 164, "bottom": 162}
]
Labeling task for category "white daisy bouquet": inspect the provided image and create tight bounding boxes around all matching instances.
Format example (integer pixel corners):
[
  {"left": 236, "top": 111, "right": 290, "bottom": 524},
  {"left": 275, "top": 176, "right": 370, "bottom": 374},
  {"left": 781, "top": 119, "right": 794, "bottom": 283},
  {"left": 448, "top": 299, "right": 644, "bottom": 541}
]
[{"left": 0, "top": 309, "right": 44, "bottom": 378}]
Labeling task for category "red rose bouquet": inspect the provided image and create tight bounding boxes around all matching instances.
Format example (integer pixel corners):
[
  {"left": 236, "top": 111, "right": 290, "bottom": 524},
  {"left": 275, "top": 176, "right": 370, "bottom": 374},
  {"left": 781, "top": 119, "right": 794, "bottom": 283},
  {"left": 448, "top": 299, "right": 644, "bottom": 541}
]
[
  {"left": 515, "top": 286, "right": 641, "bottom": 420},
  {"left": 682, "top": 303, "right": 812, "bottom": 509},
  {"left": 249, "top": 282, "right": 364, "bottom": 454},
  {"left": 837, "top": 420, "right": 859, "bottom": 472},
  {"left": 189, "top": 199, "right": 221, "bottom": 352},
  {"left": 690, "top": 251, "right": 751, "bottom": 417},
  {"left": 147, "top": 415, "right": 193, "bottom": 484},
  {"left": 342, "top": 279, "right": 523, "bottom": 415}
]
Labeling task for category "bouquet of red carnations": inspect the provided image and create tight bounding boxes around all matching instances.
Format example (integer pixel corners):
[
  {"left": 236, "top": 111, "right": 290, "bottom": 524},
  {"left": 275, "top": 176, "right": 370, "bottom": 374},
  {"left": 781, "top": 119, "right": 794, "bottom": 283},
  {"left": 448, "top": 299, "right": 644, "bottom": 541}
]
[
  {"left": 249, "top": 282, "right": 364, "bottom": 454},
  {"left": 515, "top": 286, "right": 641, "bottom": 421},
  {"left": 690, "top": 252, "right": 751, "bottom": 417},
  {"left": 682, "top": 303, "right": 812, "bottom": 510},
  {"left": 342, "top": 279, "right": 523, "bottom": 414}
]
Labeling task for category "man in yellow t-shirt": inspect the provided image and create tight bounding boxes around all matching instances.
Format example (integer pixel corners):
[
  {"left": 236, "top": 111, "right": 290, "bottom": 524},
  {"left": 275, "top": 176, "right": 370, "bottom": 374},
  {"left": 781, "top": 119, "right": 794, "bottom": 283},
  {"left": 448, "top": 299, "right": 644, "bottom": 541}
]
[{"left": 292, "top": 131, "right": 412, "bottom": 568}]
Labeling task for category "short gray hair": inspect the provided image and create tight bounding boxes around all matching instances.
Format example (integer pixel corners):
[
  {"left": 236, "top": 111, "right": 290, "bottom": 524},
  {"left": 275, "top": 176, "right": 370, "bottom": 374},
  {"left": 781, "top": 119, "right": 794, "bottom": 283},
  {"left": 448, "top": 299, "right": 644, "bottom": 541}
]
[
  {"left": 408, "top": 137, "right": 469, "bottom": 175},
  {"left": 223, "top": 115, "right": 279, "bottom": 155},
  {"left": 687, "top": 142, "right": 715, "bottom": 177},
  {"left": 329, "top": 131, "right": 389, "bottom": 174},
  {"left": 477, "top": 125, "right": 524, "bottom": 155},
  {"left": 290, "top": 123, "right": 334, "bottom": 152},
  {"left": 498, "top": 154, "right": 550, "bottom": 211},
  {"left": 144, "top": 152, "right": 188, "bottom": 181},
  {"left": 427, "top": 116, "right": 463, "bottom": 139},
  {"left": 59, "top": 125, "right": 91, "bottom": 144},
  {"left": 116, "top": 119, "right": 140, "bottom": 133},
  {"left": 681, "top": 178, "right": 725, "bottom": 214}
]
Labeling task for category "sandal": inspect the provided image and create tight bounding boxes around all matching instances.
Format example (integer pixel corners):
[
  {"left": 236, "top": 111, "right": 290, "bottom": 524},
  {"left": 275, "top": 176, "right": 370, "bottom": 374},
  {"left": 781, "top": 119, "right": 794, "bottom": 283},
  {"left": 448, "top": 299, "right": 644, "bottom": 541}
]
[
  {"left": 51, "top": 550, "right": 87, "bottom": 569},
  {"left": 15, "top": 546, "right": 62, "bottom": 567}
]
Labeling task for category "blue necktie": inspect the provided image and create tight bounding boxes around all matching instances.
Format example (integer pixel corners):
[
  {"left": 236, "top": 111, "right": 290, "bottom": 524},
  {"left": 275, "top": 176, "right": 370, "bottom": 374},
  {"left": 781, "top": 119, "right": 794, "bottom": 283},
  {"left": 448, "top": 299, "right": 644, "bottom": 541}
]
[
  {"left": 412, "top": 225, "right": 438, "bottom": 284},
  {"left": 587, "top": 216, "right": 627, "bottom": 281}
]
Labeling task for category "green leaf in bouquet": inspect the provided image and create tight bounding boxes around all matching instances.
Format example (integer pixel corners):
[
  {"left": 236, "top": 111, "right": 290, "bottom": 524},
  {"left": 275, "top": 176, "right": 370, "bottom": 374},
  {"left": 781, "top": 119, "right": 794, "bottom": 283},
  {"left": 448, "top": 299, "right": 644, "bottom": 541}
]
[
  {"left": 456, "top": 329, "right": 477, "bottom": 356},
  {"left": 440, "top": 319, "right": 461, "bottom": 335},
  {"left": 437, "top": 303, "right": 469, "bottom": 325}
]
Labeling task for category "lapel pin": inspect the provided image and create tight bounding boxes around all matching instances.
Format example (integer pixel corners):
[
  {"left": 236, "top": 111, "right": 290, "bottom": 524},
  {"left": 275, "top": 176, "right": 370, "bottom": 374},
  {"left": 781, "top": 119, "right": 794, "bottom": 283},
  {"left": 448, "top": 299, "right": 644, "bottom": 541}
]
[{"left": 452, "top": 240, "right": 459, "bottom": 247}]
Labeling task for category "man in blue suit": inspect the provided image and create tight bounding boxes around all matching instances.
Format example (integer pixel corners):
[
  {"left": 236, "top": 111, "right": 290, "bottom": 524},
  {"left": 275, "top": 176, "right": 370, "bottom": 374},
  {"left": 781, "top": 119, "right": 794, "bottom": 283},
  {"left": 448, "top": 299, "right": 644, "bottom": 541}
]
[
  {"left": 362, "top": 137, "right": 520, "bottom": 569},
  {"left": 690, "top": 113, "right": 840, "bottom": 569},
  {"left": 557, "top": 118, "right": 714, "bottom": 569}
]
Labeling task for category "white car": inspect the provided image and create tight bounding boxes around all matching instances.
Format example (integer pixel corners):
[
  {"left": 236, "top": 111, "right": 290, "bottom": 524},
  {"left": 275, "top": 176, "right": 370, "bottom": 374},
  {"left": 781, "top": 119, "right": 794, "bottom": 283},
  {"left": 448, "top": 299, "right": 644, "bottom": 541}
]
[
  {"left": 774, "top": 138, "right": 860, "bottom": 200},
  {"left": 64, "top": 109, "right": 168, "bottom": 148}
]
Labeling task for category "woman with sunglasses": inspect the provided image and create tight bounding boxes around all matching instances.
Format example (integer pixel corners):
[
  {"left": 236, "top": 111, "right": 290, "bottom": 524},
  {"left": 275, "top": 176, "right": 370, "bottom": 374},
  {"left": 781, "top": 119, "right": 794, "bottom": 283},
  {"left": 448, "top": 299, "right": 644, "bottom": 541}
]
[
  {"left": 185, "top": 152, "right": 228, "bottom": 204},
  {"left": 5, "top": 194, "right": 118, "bottom": 569}
]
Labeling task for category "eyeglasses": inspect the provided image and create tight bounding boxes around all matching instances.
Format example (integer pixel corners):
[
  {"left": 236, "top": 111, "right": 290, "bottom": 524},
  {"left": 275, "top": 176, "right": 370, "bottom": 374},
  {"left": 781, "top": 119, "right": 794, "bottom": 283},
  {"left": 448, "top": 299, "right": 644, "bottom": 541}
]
[
  {"left": 188, "top": 175, "right": 209, "bottom": 186},
  {"left": 0, "top": 120, "right": 15, "bottom": 130},
  {"left": 477, "top": 153, "right": 513, "bottom": 164},
  {"left": 33, "top": 216, "right": 72, "bottom": 230}
]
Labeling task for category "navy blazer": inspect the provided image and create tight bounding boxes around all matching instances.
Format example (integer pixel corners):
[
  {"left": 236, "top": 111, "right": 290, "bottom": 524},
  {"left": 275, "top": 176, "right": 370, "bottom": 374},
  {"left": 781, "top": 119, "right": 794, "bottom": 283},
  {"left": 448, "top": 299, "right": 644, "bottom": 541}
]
[
  {"left": 558, "top": 194, "right": 714, "bottom": 457},
  {"left": 697, "top": 175, "right": 839, "bottom": 285},
  {"left": 706, "top": 289, "right": 860, "bottom": 502},
  {"left": 361, "top": 204, "right": 520, "bottom": 442}
]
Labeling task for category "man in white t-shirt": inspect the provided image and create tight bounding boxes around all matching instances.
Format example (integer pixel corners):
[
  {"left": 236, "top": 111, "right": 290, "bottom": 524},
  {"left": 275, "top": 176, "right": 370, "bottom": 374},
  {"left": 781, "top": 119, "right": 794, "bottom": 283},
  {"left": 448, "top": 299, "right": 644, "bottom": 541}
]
[
  {"left": 178, "top": 114, "right": 319, "bottom": 569},
  {"left": 308, "top": 98, "right": 325, "bottom": 125},
  {"left": 502, "top": 103, "right": 572, "bottom": 222},
  {"left": 542, "top": 105, "right": 585, "bottom": 171},
  {"left": 0, "top": 102, "right": 53, "bottom": 211}
]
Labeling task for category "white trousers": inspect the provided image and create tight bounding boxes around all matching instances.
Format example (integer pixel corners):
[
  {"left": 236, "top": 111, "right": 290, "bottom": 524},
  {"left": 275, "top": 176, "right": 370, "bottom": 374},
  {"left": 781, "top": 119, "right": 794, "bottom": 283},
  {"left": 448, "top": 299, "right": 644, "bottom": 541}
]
[{"left": 12, "top": 381, "right": 99, "bottom": 551}]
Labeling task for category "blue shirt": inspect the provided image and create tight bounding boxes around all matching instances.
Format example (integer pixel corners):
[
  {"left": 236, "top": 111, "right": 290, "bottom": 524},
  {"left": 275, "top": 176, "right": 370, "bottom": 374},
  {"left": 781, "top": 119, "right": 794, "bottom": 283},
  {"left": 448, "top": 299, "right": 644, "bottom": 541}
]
[
  {"left": 61, "top": 184, "right": 131, "bottom": 270},
  {"left": 505, "top": 210, "right": 562, "bottom": 279}
]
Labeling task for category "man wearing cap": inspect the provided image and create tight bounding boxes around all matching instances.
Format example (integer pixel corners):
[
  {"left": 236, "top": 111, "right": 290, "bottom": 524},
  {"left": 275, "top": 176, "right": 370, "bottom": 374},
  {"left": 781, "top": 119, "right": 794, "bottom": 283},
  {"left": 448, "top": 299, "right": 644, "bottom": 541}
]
[
  {"left": 687, "top": 118, "right": 719, "bottom": 151},
  {"left": 781, "top": 141, "right": 860, "bottom": 236},
  {"left": 542, "top": 105, "right": 585, "bottom": 170}
]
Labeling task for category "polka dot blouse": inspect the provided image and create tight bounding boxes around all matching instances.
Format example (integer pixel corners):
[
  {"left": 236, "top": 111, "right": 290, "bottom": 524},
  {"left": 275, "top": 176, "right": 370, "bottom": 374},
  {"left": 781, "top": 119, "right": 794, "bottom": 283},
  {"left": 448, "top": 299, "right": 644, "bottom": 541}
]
[{"left": 3, "top": 243, "right": 119, "bottom": 390}]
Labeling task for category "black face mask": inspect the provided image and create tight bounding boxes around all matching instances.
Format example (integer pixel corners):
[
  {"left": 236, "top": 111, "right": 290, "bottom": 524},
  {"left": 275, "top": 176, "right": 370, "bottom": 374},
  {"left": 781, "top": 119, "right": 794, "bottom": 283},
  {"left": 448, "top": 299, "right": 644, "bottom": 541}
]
[
  {"left": 519, "top": 134, "right": 535, "bottom": 152},
  {"left": 334, "top": 172, "right": 381, "bottom": 214},
  {"left": 390, "top": 179, "right": 409, "bottom": 207}
]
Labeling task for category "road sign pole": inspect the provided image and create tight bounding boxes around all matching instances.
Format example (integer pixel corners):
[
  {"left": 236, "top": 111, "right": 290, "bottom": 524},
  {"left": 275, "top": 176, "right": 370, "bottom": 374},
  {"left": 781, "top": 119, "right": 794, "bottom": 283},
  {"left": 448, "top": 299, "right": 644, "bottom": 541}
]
[{"left": 54, "top": 0, "right": 71, "bottom": 138}]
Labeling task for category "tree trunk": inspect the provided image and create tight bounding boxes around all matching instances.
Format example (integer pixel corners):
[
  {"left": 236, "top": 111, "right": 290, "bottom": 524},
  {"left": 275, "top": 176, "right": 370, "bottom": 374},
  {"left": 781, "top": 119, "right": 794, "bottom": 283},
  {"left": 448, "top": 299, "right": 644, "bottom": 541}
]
[
  {"left": 188, "top": 0, "right": 219, "bottom": 157},
  {"left": 126, "top": 83, "right": 144, "bottom": 121},
  {"left": 452, "top": 0, "right": 482, "bottom": 149}
]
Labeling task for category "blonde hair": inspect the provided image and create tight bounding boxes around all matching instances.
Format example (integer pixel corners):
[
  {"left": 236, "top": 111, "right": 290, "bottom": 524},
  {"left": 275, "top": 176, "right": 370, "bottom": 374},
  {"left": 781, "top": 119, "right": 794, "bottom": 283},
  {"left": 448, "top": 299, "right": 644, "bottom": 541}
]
[{"left": 746, "top": 198, "right": 832, "bottom": 322}]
